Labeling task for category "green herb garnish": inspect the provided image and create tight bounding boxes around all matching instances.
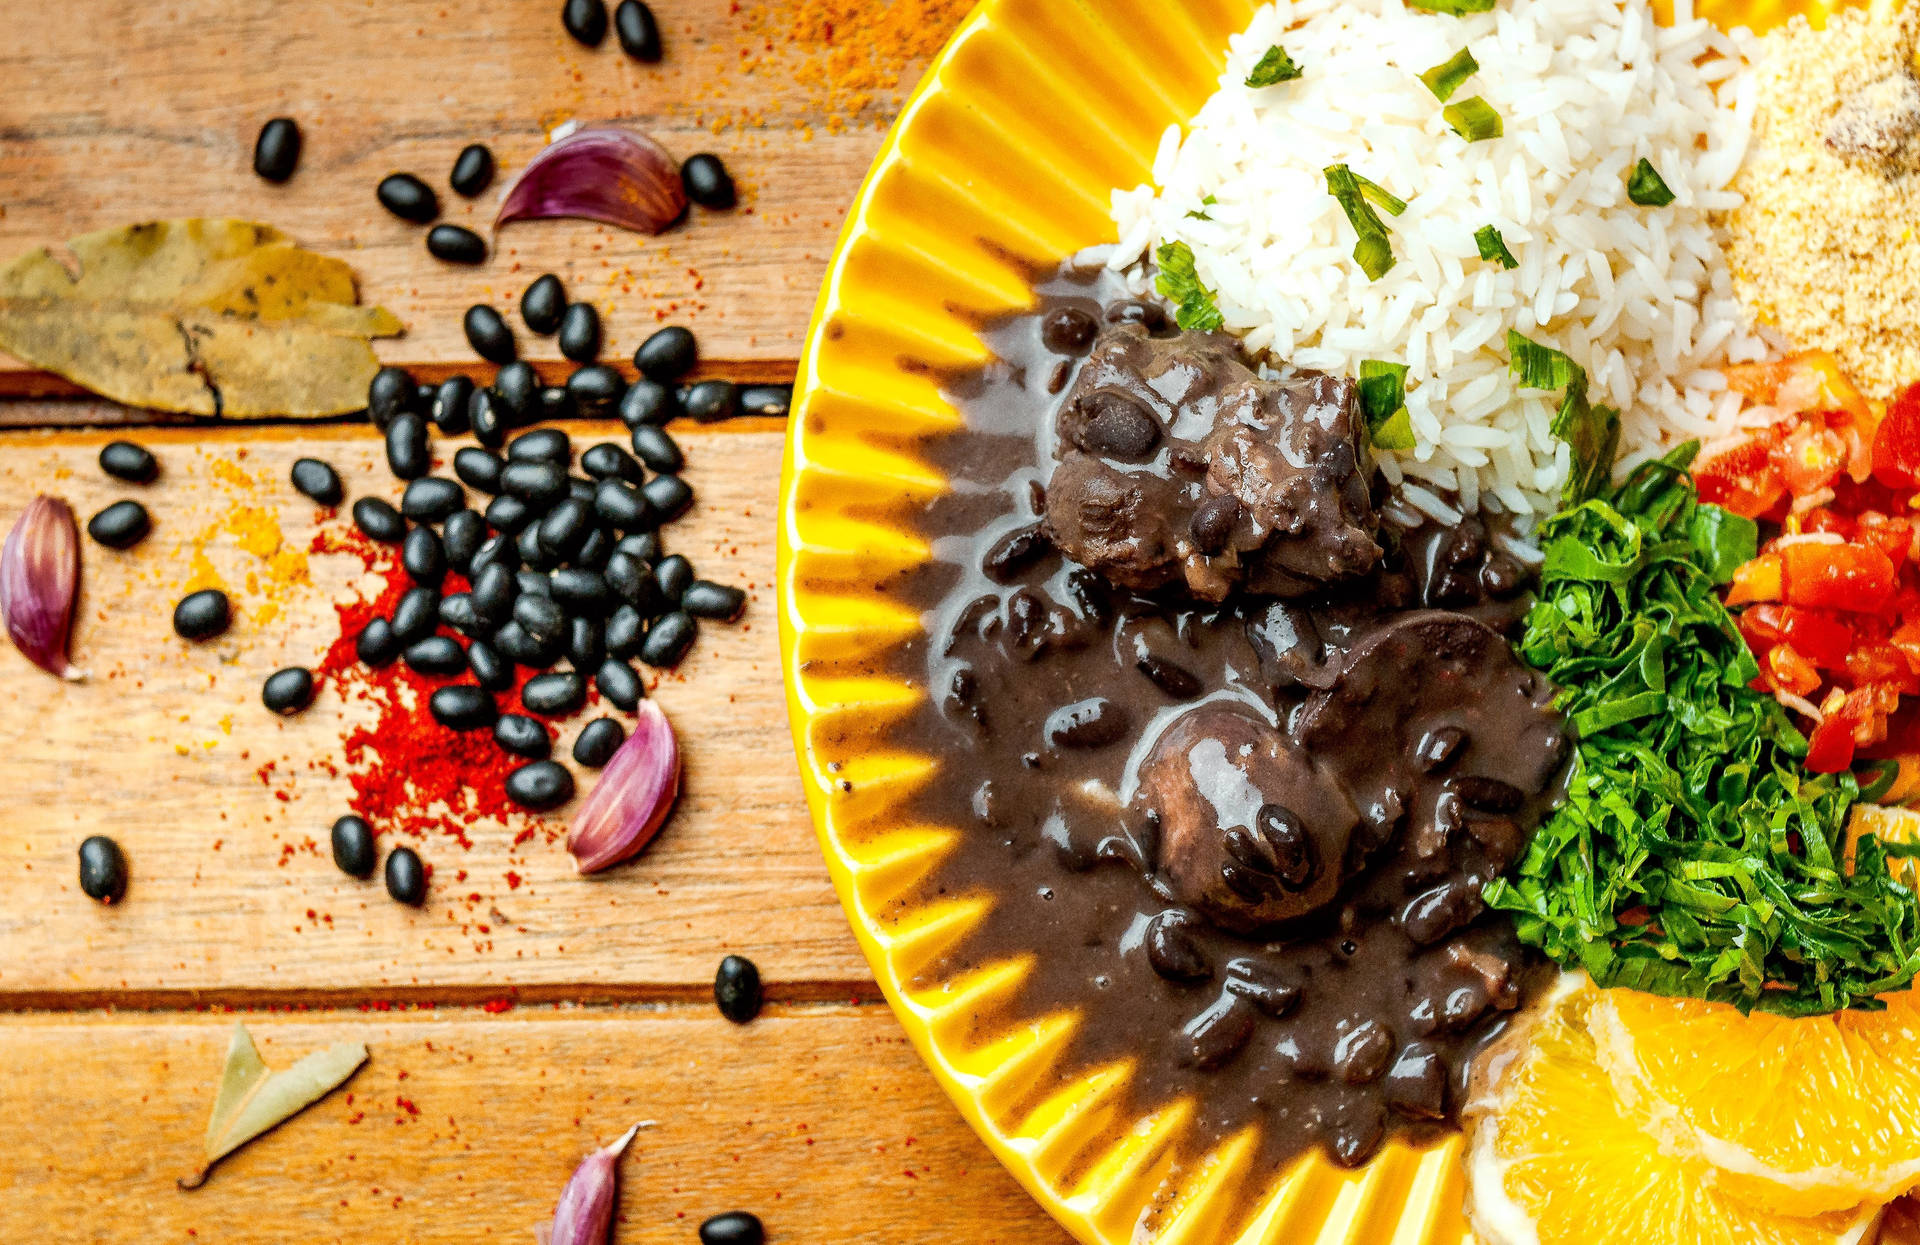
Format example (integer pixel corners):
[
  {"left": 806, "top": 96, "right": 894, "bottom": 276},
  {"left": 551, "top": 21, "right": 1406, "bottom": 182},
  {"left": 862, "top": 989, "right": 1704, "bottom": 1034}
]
[
  {"left": 1405, "top": 0, "right": 1498, "bottom": 14},
  {"left": 1185, "top": 194, "right": 1219, "bottom": 222},
  {"left": 1628, "top": 157, "right": 1676, "bottom": 206},
  {"left": 1507, "top": 330, "right": 1582, "bottom": 391},
  {"left": 1153, "top": 241, "right": 1224, "bottom": 332},
  {"left": 1507, "top": 330, "right": 1620, "bottom": 504},
  {"left": 1443, "top": 96, "right": 1503, "bottom": 141},
  {"left": 1246, "top": 45, "right": 1303, "bottom": 87},
  {"left": 1420, "top": 48, "right": 1480, "bottom": 102},
  {"left": 1475, "top": 223, "right": 1518, "bottom": 269},
  {"left": 1325, "top": 164, "right": 1401, "bottom": 281},
  {"left": 1358, "top": 359, "right": 1416, "bottom": 449},
  {"left": 1486, "top": 445, "right": 1920, "bottom": 1016}
]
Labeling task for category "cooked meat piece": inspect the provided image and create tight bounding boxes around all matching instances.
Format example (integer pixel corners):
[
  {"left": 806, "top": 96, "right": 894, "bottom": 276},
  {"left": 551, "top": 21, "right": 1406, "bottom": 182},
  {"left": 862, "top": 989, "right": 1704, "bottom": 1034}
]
[
  {"left": 1042, "top": 321, "right": 1379, "bottom": 601},
  {"left": 1825, "top": 68, "right": 1920, "bottom": 174},
  {"left": 1134, "top": 700, "right": 1360, "bottom": 934}
]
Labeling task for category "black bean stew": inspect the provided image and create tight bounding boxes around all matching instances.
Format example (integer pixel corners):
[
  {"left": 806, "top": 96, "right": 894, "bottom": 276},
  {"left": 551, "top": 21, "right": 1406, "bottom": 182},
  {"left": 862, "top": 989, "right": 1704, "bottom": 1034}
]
[{"left": 849, "top": 260, "right": 1571, "bottom": 1188}]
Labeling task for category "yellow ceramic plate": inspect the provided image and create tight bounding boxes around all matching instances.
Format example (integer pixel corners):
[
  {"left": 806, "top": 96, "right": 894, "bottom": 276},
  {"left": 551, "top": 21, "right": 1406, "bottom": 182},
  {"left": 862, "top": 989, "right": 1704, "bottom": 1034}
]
[{"left": 777, "top": 0, "right": 1839, "bottom": 1241}]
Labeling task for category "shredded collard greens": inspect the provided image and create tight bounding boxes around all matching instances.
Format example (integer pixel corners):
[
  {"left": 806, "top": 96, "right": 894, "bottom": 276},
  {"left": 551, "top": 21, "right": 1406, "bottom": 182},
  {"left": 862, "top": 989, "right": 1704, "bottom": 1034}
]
[
  {"left": 1152, "top": 241, "right": 1224, "bottom": 332},
  {"left": 1486, "top": 445, "right": 1920, "bottom": 1015}
]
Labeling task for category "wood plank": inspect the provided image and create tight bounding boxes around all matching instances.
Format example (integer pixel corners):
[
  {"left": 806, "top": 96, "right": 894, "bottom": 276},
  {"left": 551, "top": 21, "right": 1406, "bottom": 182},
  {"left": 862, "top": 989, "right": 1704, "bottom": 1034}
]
[
  {"left": 0, "top": 417, "right": 880, "bottom": 1000},
  {"left": 0, "top": 0, "right": 930, "bottom": 388},
  {"left": 0, "top": 1003, "right": 1071, "bottom": 1243}
]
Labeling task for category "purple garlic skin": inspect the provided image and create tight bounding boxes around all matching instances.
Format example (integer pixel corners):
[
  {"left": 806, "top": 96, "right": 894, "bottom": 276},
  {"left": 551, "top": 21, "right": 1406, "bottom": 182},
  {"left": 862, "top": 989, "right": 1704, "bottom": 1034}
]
[
  {"left": 1, "top": 495, "right": 83, "bottom": 679},
  {"left": 549, "top": 1123, "right": 640, "bottom": 1245},
  {"left": 496, "top": 127, "right": 688, "bottom": 236},
  {"left": 569, "top": 699, "right": 682, "bottom": 874}
]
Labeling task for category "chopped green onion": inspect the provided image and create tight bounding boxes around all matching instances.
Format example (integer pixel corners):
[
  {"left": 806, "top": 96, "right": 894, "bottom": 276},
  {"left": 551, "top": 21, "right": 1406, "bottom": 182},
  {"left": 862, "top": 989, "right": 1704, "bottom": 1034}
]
[
  {"left": 1405, "top": 0, "right": 1497, "bottom": 14},
  {"left": 1358, "top": 359, "right": 1415, "bottom": 449},
  {"left": 1185, "top": 194, "right": 1218, "bottom": 222},
  {"left": 1353, "top": 173, "right": 1406, "bottom": 217},
  {"left": 1474, "top": 223, "right": 1518, "bottom": 269},
  {"left": 1325, "top": 164, "right": 1399, "bottom": 281},
  {"left": 1507, "top": 331, "right": 1620, "bottom": 503},
  {"left": 1245, "top": 45, "right": 1303, "bottom": 87},
  {"left": 1443, "top": 96, "right": 1503, "bottom": 141},
  {"left": 1506, "top": 330, "right": 1580, "bottom": 391},
  {"left": 1628, "top": 157, "right": 1676, "bottom": 206},
  {"left": 1370, "top": 408, "right": 1417, "bottom": 450},
  {"left": 1153, "top": 241, "right": 1224, "bottom": 333},
  {"left": 1419, "top": 48, "right": 1479, "bottom": 102}
]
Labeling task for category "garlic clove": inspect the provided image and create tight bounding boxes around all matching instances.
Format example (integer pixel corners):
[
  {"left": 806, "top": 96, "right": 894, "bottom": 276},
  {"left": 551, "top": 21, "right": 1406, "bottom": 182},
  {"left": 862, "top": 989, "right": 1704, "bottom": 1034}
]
[
  {"left": 496, "top": 127, "right": 688, "bottom": 236},
  {"left": 568, "top": 699, "right": 681, "bottom": 874},
  {"left": 1, "top": 495, "right": 84, "bottom": 680},
  {"left": 548, "top": 1122, "right": 643, "bottom": 1245}
]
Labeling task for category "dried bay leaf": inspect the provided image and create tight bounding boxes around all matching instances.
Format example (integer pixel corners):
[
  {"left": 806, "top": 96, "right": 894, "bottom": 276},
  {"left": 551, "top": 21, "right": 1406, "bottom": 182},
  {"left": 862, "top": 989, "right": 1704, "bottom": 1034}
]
[
  {"left": 178, "top": 1021, "right": 368, "bottom": 1189},
  {"left": 0, "top": 219, "right": 403, "bottom": 417}
]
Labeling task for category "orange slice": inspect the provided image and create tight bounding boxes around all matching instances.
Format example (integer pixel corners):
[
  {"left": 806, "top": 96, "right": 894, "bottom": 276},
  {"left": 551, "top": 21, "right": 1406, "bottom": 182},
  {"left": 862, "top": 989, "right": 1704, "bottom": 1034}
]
[{"left": 1464, "top": 981, "right": 1883, "bottom": 1245}]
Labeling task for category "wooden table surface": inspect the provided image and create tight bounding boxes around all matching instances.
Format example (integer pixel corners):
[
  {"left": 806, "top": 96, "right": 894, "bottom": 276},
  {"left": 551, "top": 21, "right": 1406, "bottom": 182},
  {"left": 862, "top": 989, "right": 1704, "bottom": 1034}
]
[{"left": 0, "top": 2, "right": 1075, "bottom": 1240}]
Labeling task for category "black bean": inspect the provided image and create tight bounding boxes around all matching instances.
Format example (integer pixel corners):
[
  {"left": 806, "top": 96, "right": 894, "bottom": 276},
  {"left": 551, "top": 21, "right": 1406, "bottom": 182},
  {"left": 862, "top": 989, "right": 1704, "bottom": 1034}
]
[
  {"left": 552, "top": 567, "right": 612, "bottom": 612},
  {"left": 509, "top": 428, "right": 572, "bottom": 465},
  {"left": 513, "top": 593, "right": 567, "bottom": 645},
  {"left": 517, "top": 570, "right": 554, "bottom": 599},
  {"left": 1144, "top": 911, "right": 1211, "bottom": 982},
  {"left": 1136, "top": 653, "right": 1201, "bottom": 699},
  {"left": 469, "top": 533, "right": 520, "bottom": 578},
  {"left": 682, "top": 580, "right": 746, "bottom": 622},
  {"left": 677, "top": 380, "right": 734, "bottom": 424},
  {"left": 507, "top": 759, "right": 576, "bottom": 810},
  {"left": 99, "top": 440, "right": 158, "bottom": 484},
  {"left": 468, "top": 388, "right": 506, "bottom": 448},
  {"left": 581, "top": 442, "right": 643, "bottom": 483},
  {"left": 1335, "top": 1020, "right": 1396, "bottom": 1086},
  {"left": 569, "top": 477, "right": 598, "bottom": 505},
  {"left": 640, "top": 610, "right": 696, "bottom": 668},
  {"left": 493, "top": 620, "right": 560, "bottom": 668},
  {"left": 404, "top": 635, "right": 466, "bottom": 676},
  {"left": 1044, "top": 697, "right": 1128, "bottom": 749},
  {"left": 605, "top": 605, "right": 646, "bottom": 658},
  {"left": 377, "top": 172, "right": 440, "bottom": 224},
  {"left": 1400, "top": 880, "right": 1481, "bottom": 947},
  {"left": 737, "top": 384, "right": 793, "bottom": 417},
  {"left": 1180, "top": 996, "right": 1255, "bottom": 1071},
  {"left": 289, "top": 457, "right": 344, "bottom": 506},
  {"left": 415, "top": 380, "right": 438, "bottom": 410},
  {"left": 1189, "top": 494, "right": 1241, "bottom": 553},
  {"left": 78, "top": 835, "right": 129, "bottom": 904},
  {"left": 588, "top": 479, "right": 652, "bottom": 533},
  {"left": 252, "top": 118, "right": 301, "bottom": 182},
  {"left": 262, "top": 666, "right": 316, "bottom": 715},
  {"left": 450, "top": 143, "right": 495, "bottom": 197},
  {"left": 538, "top": 386, "right": 576, "bottom": 421},
  {"left": 1041, "top": 306, "right": 1099, "bottom": 355},
  {"left": 385, "top": 413, "right": 430, "bottom": 480},
  {"left": 698, "top": 1213, "right": 765, "bottom": 1245},
  {"left": 681, "top": 154, "right": 737, "bottom": 209},
  {"left": 86, "top": 500, "right": 151, "bottom": 550},
  {"left": 557, "top": 302, "right": 602, "bottom": 362},
  {"left": 1384, "top": 1043, "right": 1447, "bottom": 1120},
  {"left": 485, "top": 493, "right": 534, "bottom": 535},
  {"left": 331, "top": 816, "right": 377, "bottom": 879},
  {"left": 619, "top": 378, "right": 679, "bottom": 427},
  {"left": 616, "top": 532, "right": 663, "bottom": 564},
  {"left": 522, "top": 671, "right": 586, "bottom": 716},
  {"left": 470, "top": 562, "right": 518, "bottom": 623},
  {"left": 353, "top": 497, "right": 406, "bottom": 543},
  {"left": 495, "top": 713, "right": 554, "bottom": 760},
  {"left": 535, "top": 498, "right": 593, "bottom": 560},
  {"left": 427, "top": 224, "right": 487, "bottom": 265},
  {"left": 401, "top": 477, "right": 466, "bottom": 525},
  {"left": 501, "top": 461, "right": 570, "bottom": 507},
  {"left": 467, "top": 639, "right": 514, "bottom": 691},
  {"left": 653, "top": 553, "right": 694, "bottom": 600},
  {"left": 627, "top": 330, "right": 694, "bottom": 386},
  {"left": 517, "top": 522, "right": 556, "bottom": 571},
  {"left": 356, "top": 617, "right": 401, "bottom": 667},
  {"left": 172, "top": 589, "right": 231, "bottom": 641},
  {"left": 367, "top": 367, "right": 417, "bottom": 430},
  {"left": 463, "top": 303, "right": 516, "bottom": 363},
  {"left": 1223, "top": 957, "right": 1301, "bottom": 1018},
  {"left": 567, "top": 615, "right": 606, "bottom": 670},
  {"left": 392, "top": 586, "right": 442, "bottom": 644},
  {"left": 438, "top": 593, "right": 487, "bottom": 637},
  {"left": 603, "top": 552, "right": 653, "bottom": 606},
  {"left": 433, "top": 375, "right": 476, "bottom": 435},
  {"left": 1105, "top": 299, "right": 1167, "bottom": 330},
  {"left": 613, "top": 0, "right": 662, "bottom": 58},
  {"left": 1447, "top": 775, "right": 1525, "bottom": 813},
  {"left": 980, "top": 522, "right": 1052, "bottom": 583},
  {"left": 1415, "top": 726, "right": 1467, "bottom": 774},
  {"left": 573, "top": 716, "right": 627, "bottom": 767},
  {"left": 595, "top": 657, "right": 643, "bottom": 710},
  {"left": 714, "top": 955, "right": 762, "bottom": 1023},
  {"left": 521, "top": 274, "right": 566, "bottom": 334},
  {"left": 401, "top": 525, "right": 447, "bottom": 587},
  {"left": 455, "top": 447, "right": 507, "bottom": 494},
  {"left": 561, "top": 0, "right": 608, "bottom": 45},
  {"left": 566, "top": 364, "right": 626, "bottom": 415},
  {"left": 441, "top": 509, "right": 486, "bottom": 572},
  {"left": 430, "top": 685, "right": 496, "bottom": 732},
  {"left": 641, "top": 474, "right": 693, "bottom": 522},
  {"left": 385, "top": 846, "right": 427, "bottom": 906}
]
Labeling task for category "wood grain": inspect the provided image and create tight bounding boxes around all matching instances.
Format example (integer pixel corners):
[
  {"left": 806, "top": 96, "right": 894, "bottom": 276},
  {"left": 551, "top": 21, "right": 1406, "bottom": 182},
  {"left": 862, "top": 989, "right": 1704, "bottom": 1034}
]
[
  {"left": 0, "top": 1003, "right": 1072, "bottom": 1243},
  {"left": 0, "top": 0, "right": 912, "bottom": 389},
  {"left": 0, "top": 418, "right": 879, "bottom": 1001}
]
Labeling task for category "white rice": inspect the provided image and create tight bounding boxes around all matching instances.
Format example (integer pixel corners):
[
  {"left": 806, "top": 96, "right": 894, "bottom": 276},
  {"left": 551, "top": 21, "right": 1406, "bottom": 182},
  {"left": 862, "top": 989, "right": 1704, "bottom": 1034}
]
[{"left": 1109, "top": 0, "right": 1766, "bottom": 525}]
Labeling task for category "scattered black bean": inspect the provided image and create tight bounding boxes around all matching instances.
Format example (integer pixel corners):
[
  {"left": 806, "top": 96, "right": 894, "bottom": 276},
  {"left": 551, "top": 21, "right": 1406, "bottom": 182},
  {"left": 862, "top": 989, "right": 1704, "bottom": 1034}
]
[
  {"left": 501, "top": 460, "right": 570, "bottom": 507},
  {"left": 568, "top": 477, "right": 598, "bottom": 505},
  {"left": 557, "top": 302, "right": 603, "bottom": 362},
  {"left": 521, "top": 671, "right": 586, "bottom": 716},
  {"left": 262, "top": 666, "right": 316, "bottom": 715},
  {"left": 1045, "top": 697, "right": 1128, "bottom": 749},
  {"left": 367, "top": 367, "right": 416, "bottom": 430},
  {"left": 385, "top": 846, "right": 427, "bottom": 906},
  {"left": 78, "top": 835, "right": 129, "bottom": 904},
  {"left": 505, "top": 759, "right": 575, "bottom": 810},
  {"left": 172, "top": 589, "right": 231, "bottom": 641},
  {"left": 684, "top": 379, "right": 738, "bottom": 423},
  {"left": 438, "top": 593, "right": 487, "bottom": 637},
  {"left": 714, "top": 955, "right": 763, "bottom": 1023},
  {"left": 252, "top": 118, "right": 301, "bottom": 182},
  {"left": 86, "top": 500, "right": 151, "bottom": 550},
  {"left": 385, "top": 413, "right": 431, "bottom": 480},
  {"left": 353, "top": 497, "right": 406, "bottom": 543},
  {"left": 331, "top": 816, "right": 377, "bottom": 879},
  {"left": 595, "top": 657, "right": 643, "bottom": 710},
  {"left": 538, "top": 386, "right": 576, "bottom": 422},
  {"left": 494, "top": 713, "right": 553, "bottom": 760},
  {"left": 629, "top": 423, "right": 684, "bottom": 472},
  {"left": 483, "top": 366, "right": 532, "bottom": 425},
  {"left": 493, "top": 620, "right": 559, "bottom": 668},
  {"left": 572, "top": 716, "right": 626, "bottom": 768},
  {"left": 521, "top": 274, "right": 566, "bottom": 335},
  {"left": 640, "top": 610, "right": 696, "bottom": 668},
  {"left": 566, "top": 363, "right": 626, "bottom": 415},
  {"left": 641, "top": 474, "right": 693, "bottom": 522},
  {"left": 356, "top": 617, "right": 401, "bottom": 667},
  {"left": 737, "top": 384, "right": 792, "bottom": 417},
  {"left": 403, "top": 635, "right": 465, "bottom": 676},
  {"left": 441, "top": 509, "right": 486, "bottom": 572},
  {"left": 567, "top": 615, "right": 606, "bottom": 670},
  {"left": 632, "top": 327, "right": 696, "bottom": 383},
  {"left": 517, "top": 522, "right": 556, "bottom": 570},
  {"left": 469, "top": 388, "right": 508, "bottom": 448},
  {"left": 606, "top": 605, "right": 645, "bottom": 658},
  {"left": 619, "top": 378, "right": 678, "bottom": 427},
  {"left": 427, "top": 224, "right": 486, "bottom": 265},
  {"left": 616, "top": 531, "right": 663, "bottom": 564},
  {"left": 288, "top": 457, "right": 344, "bottom": 506},
  {"left": 509, "top": 428, "right": 572, "bottom": 465},
  {"left": 654, "top": 553, "right": 694, "bottom": 600},
  {"left": 485, "top": 493, "right": 533, "bottom": 535},
  {"left": 1145, "top": 911, "right": 1211, "bottom": 982},
  {"left": 430, "top": 685, "right": 496, "bottom": 732},
  {"left": 469, "top": 533, "right": 520, "bottom": 578},
  {"left": 613, "top": 0, "right": 662, "bottom": 58},
  {"left": 580, "top": 442, "right": 642, "bottom": 483},
  {"left": 450, "top": 143, "right": 495, "bottom": 197},
  {"left": 99, "top": 440, "right": 158, "bottom": 484},
  {"left": 433, "top": 375, "right": 476, "bottom": 436},
  {"left": 552, "top": 567, "right": 612, "bottom": 612},
  {"left": 697, "top": 1213, "right": 765, "bottom": 1245},
  {"left": 455, "top": 447, "right": 507, "bottom": 494},
  {"left": 603, "top": 551, "right": 652, "bottom": 605},
  {"left": 463, "top": 303, "right": 516, "bottom": 363},
  {"left": 402, "top": 526, "right": 448, "bottom": 587},
  {"left": 517, "top": 570, "right": 554, "bottom": 599},
  {"left": 682, "top": 580, "right": 745, "bottom": 622},
  {"left": 681, "top": 154, "right": 737, "bottom": 209},
  {"left": 532, "top": 500, "right": 591, "bottom": 561},
  {"left": 1137, "top": 654, "right": 1202, "bottom": 699},
  {"left": 401, "top": 477, "right": 466, "bottom": 524},
  {"left": 470, "top": 562, "right": 517, "bottom": 624},
  {"left": 377, "top": 172, "right": 440, "bottom": 224},
  {"left": 561, "top": 0, "right": 608, "bottom": 46},
  {"left": 467, "top": 639, "right": 514, "bottom": 691},
  {"left": 392, "top": 586, "right": 442, "bottom": 644},
  {"left": 590, "top": 479, "right": 653, "bottom": 534}
]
